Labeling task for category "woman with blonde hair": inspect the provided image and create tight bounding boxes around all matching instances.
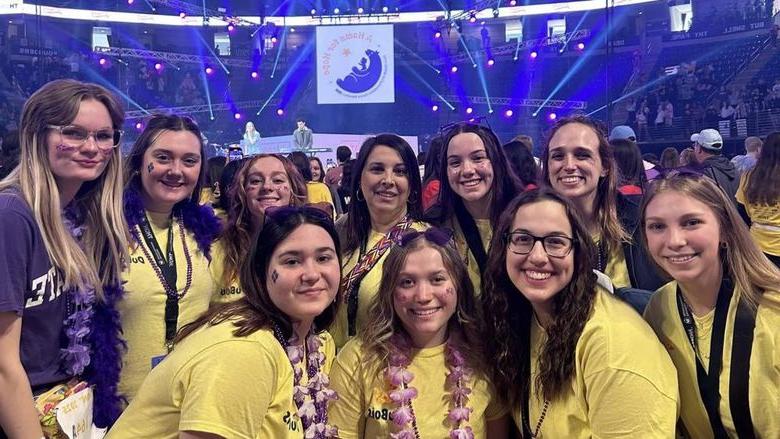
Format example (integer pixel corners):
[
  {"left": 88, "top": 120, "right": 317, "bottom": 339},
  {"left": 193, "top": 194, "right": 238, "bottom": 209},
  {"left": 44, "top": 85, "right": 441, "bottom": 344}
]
[
  {"left": 329, "top": 228, "right": 508, "bottom": 438},
  {"left": 119, "top": 114, "right": 222, "bottom": 402},
  {"left": 212, "top": 153, "right": 307, "bottom": 300},
  {"left": 482, "top": 188, "right": 678, "bottom": 438},
  {"left": 0, "top": 79, "right": 129, "bottom": 436},
  {"left": 642, "top": 171, "right": 780, "bottom": 438}
]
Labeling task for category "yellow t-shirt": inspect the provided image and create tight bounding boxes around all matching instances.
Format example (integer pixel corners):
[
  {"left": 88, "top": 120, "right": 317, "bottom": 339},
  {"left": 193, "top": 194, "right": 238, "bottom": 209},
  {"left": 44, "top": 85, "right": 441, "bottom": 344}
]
[
  {"left": 106, "top": 323, "right": 336, "bottom": 439},
  {"left": 332, "top": 221, "right": 429, "bottom": 349},
  {"left": 692, "top": 309, "right": 714, "bottom": 372},
  {"left": 118, "top": 211, "right": 217, "bottom": 402},
  {"left": 513, "top": 289, "right": 679, "bottom": 438},
  {"left": 208, "top": 238, "right": 244, "bottom": 304},
  {"left": 736, "top": 173, "right": 780, "bottom": 256},
  {"left": 593, "top": 234, "right": 632, "bottom": 290},
  {"left": 452, "top": 218, "right": 492, "bottom": 295},
  {"left": 644, "top": 281, "right": 780, "bottom": 438},
  {"left": 329, "top": 338, "right": 505, "bottom": 438}
]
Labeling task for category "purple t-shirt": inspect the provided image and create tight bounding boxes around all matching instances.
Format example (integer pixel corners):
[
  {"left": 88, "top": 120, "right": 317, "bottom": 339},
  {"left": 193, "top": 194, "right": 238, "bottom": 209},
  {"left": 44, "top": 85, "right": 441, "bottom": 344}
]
[{"left": 0, "top": 190, "right": 69, "bottom": 387}]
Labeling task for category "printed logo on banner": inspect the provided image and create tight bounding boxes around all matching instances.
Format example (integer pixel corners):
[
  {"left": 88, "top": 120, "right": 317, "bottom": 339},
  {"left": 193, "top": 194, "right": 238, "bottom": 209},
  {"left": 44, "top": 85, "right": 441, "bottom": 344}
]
[{"left": 316, "top": 25, "right": 395, "bottom": 104}]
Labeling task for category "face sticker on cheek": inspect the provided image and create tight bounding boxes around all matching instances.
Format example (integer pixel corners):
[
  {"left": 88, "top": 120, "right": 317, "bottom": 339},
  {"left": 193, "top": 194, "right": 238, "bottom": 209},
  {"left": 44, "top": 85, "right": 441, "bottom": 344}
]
[
  {"left": 56, "top": 144, "right": 77, "bottom": 153},
  {"left": 271, "top": 269, "right": 279, "bottom": 284},
  {"left": 147, "top": 163, "right": 154, "bottom": 173}
]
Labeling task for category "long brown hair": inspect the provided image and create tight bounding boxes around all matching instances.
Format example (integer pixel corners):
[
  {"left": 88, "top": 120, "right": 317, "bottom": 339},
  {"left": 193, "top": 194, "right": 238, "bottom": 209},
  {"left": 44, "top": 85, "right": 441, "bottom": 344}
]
[
  {"left": 219, "top": 154, "right": 307, "bottom": 286},
  {"left": 744, "top": 131, "right": 780, "bottom": 205},
  {"left": 0, "top": 79, "right": 129, "bottom": 293},
  {"left": 360, "top": 232, "right": 485, "bottom": 375},
  {"left": 542, "top": 114, "right": 629, "bottom": 256},
  {"left": 482, "top": 189, "right": 597, "bottom": 405},
  {"left": 641, "top": 173, "right": 780, "bottom": 311},
  {"left": 176, "top": 207, "right": 342, "bottom": 342}
]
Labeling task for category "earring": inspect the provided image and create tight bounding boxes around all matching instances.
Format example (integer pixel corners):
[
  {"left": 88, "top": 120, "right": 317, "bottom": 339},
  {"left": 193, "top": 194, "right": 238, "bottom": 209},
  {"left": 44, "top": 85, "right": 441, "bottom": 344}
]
[
  {"left": 356, "top": 189, "right": 365, "bottom": 202},
  {"left": 407, "top": 192, "right": 418, "bottom": 204},
  {"left": 720, "top": 241, "right": 728, "bottom": 249}
]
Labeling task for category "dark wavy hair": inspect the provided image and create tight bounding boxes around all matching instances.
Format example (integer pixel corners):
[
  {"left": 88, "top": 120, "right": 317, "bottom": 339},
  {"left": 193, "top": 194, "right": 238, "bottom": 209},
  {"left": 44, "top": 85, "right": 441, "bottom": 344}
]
[
  {"left": 176, "top": 206, "right": 342, "bottom": 342},
  {"left": 289, "top": 151, "right": 313, "bottom": 182},
  {"left": 219, "top": 154, "right": 307, "bottom": 286},
  {"left": 433, "top": 123, "right": 522, "bottom": 227},
  {"left": 542, "top": 114, "right": 629, "bottom": 257},
  {"left": 482, "top": 188, "right": 597, "bottom": 406},
  {"left": 342, "top": 134, "right": 423, "bottom": 254},
  {"left": 611, "top": 138, "right": 647, "bottom": 188},
  {"left": 124, "top": 114, "right": 207, "bottom": 208},
  {"left": 503, "top": 139, "right": 540, "bottom": 186},
  {"left": 744, "top": 131, "right": 780, "bottom": 205}
]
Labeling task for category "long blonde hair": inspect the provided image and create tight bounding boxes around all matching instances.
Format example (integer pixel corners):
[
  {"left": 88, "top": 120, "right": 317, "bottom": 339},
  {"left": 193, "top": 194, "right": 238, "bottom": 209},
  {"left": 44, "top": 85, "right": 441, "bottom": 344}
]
[
  {"left": 0, "top": 79, "right": 129, "bottom": 295},
  {"left": 360, "top": 233, "right": 485, "bottom": 375},
  {"left": 640, "top": 173, "right": 780, "bottom": 311}
]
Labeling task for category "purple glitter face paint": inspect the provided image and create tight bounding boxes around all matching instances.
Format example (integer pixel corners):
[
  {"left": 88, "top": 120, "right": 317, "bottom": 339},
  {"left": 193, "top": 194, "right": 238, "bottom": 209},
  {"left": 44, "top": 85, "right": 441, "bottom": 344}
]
[
  {"left": 147, "top": 163, "right": 154, "bottom": 173},
  {"left": 57, "top": 144, "right": 77, "bottom": 153},
  {"left": 271, "top": 269, "right": 279, "bottom": 284}
]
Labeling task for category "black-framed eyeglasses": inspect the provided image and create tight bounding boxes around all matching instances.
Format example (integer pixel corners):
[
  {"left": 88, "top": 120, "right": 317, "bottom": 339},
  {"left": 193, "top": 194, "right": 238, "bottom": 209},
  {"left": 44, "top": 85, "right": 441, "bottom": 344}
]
[
  {"left": 48, "top": 125, "right": 123, "bottom": 151},
  {"left": 505, "top": 231, "right": 575, "bottom": 258},
  {"left": 398, "top": 227, "right": 454, "bottom": 247}
]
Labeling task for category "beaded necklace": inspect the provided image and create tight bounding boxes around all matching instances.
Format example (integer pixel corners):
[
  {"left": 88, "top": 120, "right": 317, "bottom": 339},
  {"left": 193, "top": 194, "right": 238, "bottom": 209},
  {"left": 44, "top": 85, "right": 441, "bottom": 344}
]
[
  {"left": 273, "top": 323, "right": 339, "bottom": 438},
  {"left": 386, "top": 334, "right": 474, "bottom": 439},
  {"left": 132, "top": 216, "right": 193, "bottom": 300}
]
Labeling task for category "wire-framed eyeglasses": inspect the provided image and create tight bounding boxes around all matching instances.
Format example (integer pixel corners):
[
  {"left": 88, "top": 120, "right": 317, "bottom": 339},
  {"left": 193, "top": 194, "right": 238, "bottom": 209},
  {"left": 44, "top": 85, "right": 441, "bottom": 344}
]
[
  {"left": 505, "top": 231, "right": 575, "bottom": 258},
  {"left": 48, "top": 125, "right": 123, "bottom": 151}
]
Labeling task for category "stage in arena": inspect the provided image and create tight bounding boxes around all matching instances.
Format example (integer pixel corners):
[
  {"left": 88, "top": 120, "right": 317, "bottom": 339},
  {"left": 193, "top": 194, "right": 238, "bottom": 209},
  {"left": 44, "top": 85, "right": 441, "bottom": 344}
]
[{"left": 234, "top": 133, "right": 419, "bottom": 165}]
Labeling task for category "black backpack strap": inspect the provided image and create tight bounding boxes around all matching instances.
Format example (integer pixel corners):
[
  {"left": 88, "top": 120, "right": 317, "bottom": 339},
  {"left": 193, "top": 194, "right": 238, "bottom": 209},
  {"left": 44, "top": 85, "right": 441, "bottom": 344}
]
[{"left": 729, "top": 298, "right": 757, "bottom": 438}]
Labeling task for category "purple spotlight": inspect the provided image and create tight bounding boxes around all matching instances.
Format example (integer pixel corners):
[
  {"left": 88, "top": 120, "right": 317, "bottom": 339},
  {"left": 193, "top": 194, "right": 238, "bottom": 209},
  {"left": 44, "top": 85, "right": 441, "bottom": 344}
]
[
  {"left": 466, "top": 107, "right": 473, "bottom": 114},
  {"left": 227, "top": 23, "right": 235, "bottom": 32},
  {"left": 205, "top": 66, "right": 214, "bottom": 75},
  {"left": 127, "top": 0, "right": 134, "bottom": 4},
  {"left": 530, "top": 51, "right": 538, "bottom": 59},
  {"left": 154, "top": 62, "right": 162, "bottom": 71},
  {"left": 509, "top": 0, "right": 516, "bottom": 5},
  {"left": 487, "top": 58, "right": 495, "bottom": 66},
  {"left": 276, "top": 108, "right": 285, "bottom": 116},
  {"left": 468, "top": 15, "right": 477, "bottom": 23},
  {"left": 432, "top": 104, "right": 439, "bottom": 112},
  {"left": 234, "top": 113, "right": 242, "bottom": 120},
  {"left": 271, "top": 36, "right": 278, "bottom": 43},
  {"left": 548, "top": 112, "right": 557, "bottom": 121},
  {"left": 504, "top": 109, "right": 514, "bottom": 118},
  {"left": 135, "top": 122, "right": 143, "bottom": 130},
  {"left": 577, "top": 42, "right": 585, "bottom": 50},
  {"left": 251, "top": 71, "right": 259, "bottom": 79},
  {"left": 450, "top": 66, "right": 458, "bottom": 73},
  {"left": 434, "top": 31, "right": 442, "bottom": 38},
  {"left": 98, "top": 58, "right": 107, "bottom": 66},
  {"left": 179, "top": 11, "right": 186, "bottom": 18}
]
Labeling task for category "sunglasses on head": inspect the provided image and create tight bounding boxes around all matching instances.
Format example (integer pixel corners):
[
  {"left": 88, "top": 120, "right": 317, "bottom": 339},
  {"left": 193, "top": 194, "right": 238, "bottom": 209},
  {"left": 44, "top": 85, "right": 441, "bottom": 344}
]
[{"left": 397, "top": 227, "right": 454, "bottom": 248}]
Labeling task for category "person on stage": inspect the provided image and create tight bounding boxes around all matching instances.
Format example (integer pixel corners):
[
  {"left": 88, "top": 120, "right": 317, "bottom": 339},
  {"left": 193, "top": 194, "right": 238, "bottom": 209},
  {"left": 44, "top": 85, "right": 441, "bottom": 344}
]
[
  {"left": 107, "top": 207, "right": 341, "bottom": 439},
  {"left": 642, "top": 172, "right": 780, "bottom": 438},
  {"left": 482, "top": 188, "right": 679, "bottom": 438},
  {"left": 426, "top": 123, "right": 522, "bottom": 293},
  {"left": 329, "top": 228, "right": 508, "bottom": 438},
  {"left": 332, "top": 134, "right": 428, "bottom": 349},
  {"left": 241, "top": 121, "right": 261, "bottom": 155},
  {"left": 118, "top": 114, "right": 222, "bottom": 402},
  {"left": 293, "top": 118, "right": 313, "bottom": 152},
  {"left": 0, "top": 79, "right": 129, "bottom": 435}
]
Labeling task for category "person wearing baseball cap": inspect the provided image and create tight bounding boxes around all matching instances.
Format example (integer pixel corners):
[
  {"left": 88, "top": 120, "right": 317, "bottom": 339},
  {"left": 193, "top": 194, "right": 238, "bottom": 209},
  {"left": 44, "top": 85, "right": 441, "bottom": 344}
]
[
  {"left": 609, "top": 125, "right": 637, "bottom": 142},
  {"left": 691, "top": 128, "right": 740, "bottom": 206}
]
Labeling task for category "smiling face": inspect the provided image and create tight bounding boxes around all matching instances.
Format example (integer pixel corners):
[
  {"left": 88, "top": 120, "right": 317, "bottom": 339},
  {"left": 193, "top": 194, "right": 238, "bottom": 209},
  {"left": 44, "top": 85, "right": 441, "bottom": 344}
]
[
  {"left": 547, "top": 123, "right": 607, "bottom": 208},
  {"left": 446, "top": 132, "right": 494, "bottom": 213},
  {"left": 140, "top": 129, "right": 202, "bottom": 213},
  {"left": 506, "top": 200, "right": 575, "bottom": 319},
  {"left": 644, "top": 190, "right": 722, "bottom": 291},
  {"left": 266, "top": 223, "right": 340, "bottom": 327},
  {"left": 393, "top": 245, "right": 457, "bottom": 349},
  {"left": 47, "top": 99, "right": 114, "bottom": 193},
  {"left": 310, "top": 158, "right": 322, "bottom": 182},
  {"left": 245, "top": 156, "right": 294, "bottom": 220},
  {"left": 359, "top": 145, "right": 409, "bottom": 222}
]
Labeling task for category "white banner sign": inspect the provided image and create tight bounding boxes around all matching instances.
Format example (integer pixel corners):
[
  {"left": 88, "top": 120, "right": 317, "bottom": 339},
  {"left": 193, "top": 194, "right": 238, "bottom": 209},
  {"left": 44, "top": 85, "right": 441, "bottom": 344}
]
[{"left": 316, "top": 24, "right": 395, "bottom": 104}]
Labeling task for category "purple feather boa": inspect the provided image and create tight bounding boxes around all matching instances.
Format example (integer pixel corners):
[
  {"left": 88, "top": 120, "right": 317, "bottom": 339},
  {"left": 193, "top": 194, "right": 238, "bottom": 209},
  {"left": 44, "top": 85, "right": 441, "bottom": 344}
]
[
  {"left": 84, "top": 283, "right": 126, "bottom": 428},
  {"left": 123, "top": 187, "right": 222, "bottom": 260}
]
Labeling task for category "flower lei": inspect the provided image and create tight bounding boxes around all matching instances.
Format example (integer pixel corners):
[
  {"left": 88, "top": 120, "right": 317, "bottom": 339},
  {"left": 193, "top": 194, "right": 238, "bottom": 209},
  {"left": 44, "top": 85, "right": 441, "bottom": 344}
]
[
  {"left": 275, "top": 325, "right": 339, "bottom": 438},
  {"left": 61, "top": 208, "right": 96, "bottom": 376},
  {"left": 386, "top": 334, "right": 474, "bottom": 439}
]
